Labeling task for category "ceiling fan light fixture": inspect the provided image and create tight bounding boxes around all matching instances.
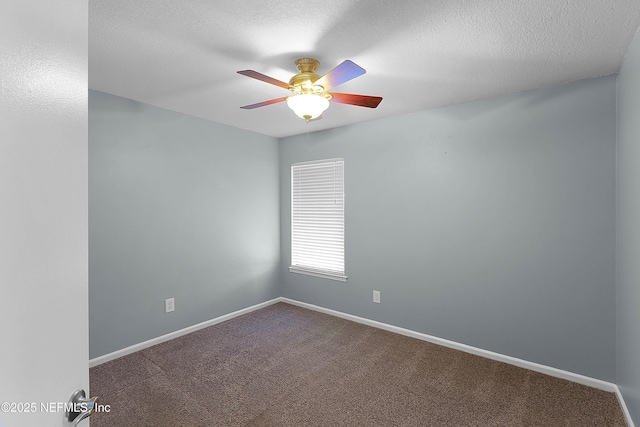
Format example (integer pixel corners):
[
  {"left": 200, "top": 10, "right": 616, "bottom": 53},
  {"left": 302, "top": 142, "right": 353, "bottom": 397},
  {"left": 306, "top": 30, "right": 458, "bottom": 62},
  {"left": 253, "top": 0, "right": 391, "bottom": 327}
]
[{"left": 286, "top": 93, "right": 330, "bottom": 122}]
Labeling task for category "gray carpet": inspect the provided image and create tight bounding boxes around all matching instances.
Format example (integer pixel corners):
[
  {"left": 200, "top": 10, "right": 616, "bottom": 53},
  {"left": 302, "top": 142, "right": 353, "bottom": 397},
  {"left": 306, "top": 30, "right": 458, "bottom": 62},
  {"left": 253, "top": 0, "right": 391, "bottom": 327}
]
[{"left": 90, "top": 302, "right": 626, "bottom": 426}]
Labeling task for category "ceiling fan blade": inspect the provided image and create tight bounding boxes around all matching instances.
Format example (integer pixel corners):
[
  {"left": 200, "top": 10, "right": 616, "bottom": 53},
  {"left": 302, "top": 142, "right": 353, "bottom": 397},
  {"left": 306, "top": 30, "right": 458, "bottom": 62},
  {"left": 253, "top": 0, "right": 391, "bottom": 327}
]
[
  {"left": 312, "top": 60, "right": 365, "bottom": 91},
  {"left": 240, "top": 97, "right": 288, "bottom": 109},
  {"left": 237, "top": 70, "right": 291, "bottom": 90},
  {"left": 329, "top": 93, "right": 382, "bottom": 108}
]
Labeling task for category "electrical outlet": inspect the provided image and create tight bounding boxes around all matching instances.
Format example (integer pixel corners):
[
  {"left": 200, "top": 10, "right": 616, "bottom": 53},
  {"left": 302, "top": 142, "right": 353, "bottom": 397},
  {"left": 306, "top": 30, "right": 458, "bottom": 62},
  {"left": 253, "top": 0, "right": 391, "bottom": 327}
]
[
  {"left": 165, "top": 298, "right": 175, "bottom": 313},
  {"left": 373, "top": 290, "right": 381, "bottom": 304}
]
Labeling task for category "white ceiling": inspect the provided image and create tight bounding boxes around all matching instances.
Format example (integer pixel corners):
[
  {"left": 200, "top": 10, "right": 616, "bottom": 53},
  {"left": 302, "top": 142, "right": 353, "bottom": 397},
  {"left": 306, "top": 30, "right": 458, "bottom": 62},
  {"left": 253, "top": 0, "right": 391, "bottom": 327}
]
[{"left": 89, "top": 0, "right": 640, "bottom": 139}]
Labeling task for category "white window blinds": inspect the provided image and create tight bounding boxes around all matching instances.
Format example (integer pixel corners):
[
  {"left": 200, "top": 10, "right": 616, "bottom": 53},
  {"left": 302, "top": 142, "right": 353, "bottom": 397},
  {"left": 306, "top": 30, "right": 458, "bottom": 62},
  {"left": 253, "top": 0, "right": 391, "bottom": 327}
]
[{"left": 290, "top": 158, "right": 346, "bottom": 281}]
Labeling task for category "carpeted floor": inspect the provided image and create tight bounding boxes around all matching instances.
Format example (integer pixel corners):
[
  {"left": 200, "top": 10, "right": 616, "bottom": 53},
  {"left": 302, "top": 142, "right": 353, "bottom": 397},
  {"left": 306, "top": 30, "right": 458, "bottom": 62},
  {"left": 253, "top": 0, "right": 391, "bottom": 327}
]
[{"left": 90, "top": 302, "right": 626, "bottom": 426}]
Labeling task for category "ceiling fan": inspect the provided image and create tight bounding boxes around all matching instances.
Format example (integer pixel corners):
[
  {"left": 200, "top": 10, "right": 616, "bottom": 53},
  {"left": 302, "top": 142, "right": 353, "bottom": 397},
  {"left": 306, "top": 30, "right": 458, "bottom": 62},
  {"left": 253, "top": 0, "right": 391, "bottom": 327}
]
[{"left": 237, "top": 58, "right": 382, "bottom": 122}]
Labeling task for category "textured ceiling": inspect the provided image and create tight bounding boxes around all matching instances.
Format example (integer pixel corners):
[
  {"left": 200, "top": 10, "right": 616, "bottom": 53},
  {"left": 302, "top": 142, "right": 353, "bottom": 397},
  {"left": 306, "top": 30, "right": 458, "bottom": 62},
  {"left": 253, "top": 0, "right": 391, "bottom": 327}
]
[{"left": 89, "top": 0, "right": 640, "bottom": 138}]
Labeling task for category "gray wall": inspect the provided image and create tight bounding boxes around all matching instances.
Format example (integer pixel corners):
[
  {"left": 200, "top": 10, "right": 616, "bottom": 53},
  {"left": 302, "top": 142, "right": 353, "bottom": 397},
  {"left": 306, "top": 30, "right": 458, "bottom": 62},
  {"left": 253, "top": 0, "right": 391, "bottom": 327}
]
[
  {"left": 280, "top": 76, "right": 617, "bottom": 381},
  {"left": 90, "top": 73, "right": 621, "bottom": 385},
  {"left": 89, "top": 90, "right": 280, "bottom": 358},
  {"left": 617, "top": 29, "right": 640, "bottom": 424}
]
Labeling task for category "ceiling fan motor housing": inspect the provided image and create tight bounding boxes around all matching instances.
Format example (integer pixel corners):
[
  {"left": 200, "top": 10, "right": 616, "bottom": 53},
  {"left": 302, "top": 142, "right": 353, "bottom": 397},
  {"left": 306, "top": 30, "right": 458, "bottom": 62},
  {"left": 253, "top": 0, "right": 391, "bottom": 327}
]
[{"left": 289, "top": 58, "right": 325, "bottom": 94}]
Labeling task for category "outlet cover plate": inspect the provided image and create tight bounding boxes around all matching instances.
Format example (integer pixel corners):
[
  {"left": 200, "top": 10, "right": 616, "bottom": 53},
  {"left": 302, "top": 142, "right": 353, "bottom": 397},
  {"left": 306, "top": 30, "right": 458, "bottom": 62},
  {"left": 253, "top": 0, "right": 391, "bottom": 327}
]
[
  {"left": 165, "top": 298, "right": 175, "bottom": 313},
  {"left": 373, "top": 290, "right": 381, "bottom": 304}
]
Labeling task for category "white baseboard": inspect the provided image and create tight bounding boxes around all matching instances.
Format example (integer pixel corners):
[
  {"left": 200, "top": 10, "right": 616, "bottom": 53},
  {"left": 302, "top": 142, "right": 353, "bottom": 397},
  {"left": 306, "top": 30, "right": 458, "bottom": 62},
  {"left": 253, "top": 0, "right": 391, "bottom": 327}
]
[
  {"left": 281, "top": 297, "right": 640, "bottom": 426},
  {"left": 89, "top": 298, "right": 281, "bottom": 368},
  {"left": 616, "top": 386, "right": 636, "bottom": 427}
]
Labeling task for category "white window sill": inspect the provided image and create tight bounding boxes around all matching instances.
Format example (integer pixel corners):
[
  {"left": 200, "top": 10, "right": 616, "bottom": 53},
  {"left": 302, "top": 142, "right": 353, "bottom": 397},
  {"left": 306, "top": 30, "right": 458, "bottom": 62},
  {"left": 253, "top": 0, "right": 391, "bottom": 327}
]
[{"left": 289, "top": 266, "right": 348, "bottom": 282}]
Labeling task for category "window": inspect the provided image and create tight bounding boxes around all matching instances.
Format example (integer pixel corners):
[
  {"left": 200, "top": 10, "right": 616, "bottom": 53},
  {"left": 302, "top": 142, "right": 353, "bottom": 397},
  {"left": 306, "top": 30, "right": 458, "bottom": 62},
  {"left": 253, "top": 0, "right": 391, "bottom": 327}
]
[{"left": 290, "top": 158, "right": 346, "bottom": 281}]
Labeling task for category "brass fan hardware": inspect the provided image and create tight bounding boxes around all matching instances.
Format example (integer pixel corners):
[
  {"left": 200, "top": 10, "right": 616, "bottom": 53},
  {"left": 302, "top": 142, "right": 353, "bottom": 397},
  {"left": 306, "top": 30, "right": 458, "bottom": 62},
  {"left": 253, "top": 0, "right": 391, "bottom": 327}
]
[{"left": 238, "top": 57, "right": 382, "bottom": 122}]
